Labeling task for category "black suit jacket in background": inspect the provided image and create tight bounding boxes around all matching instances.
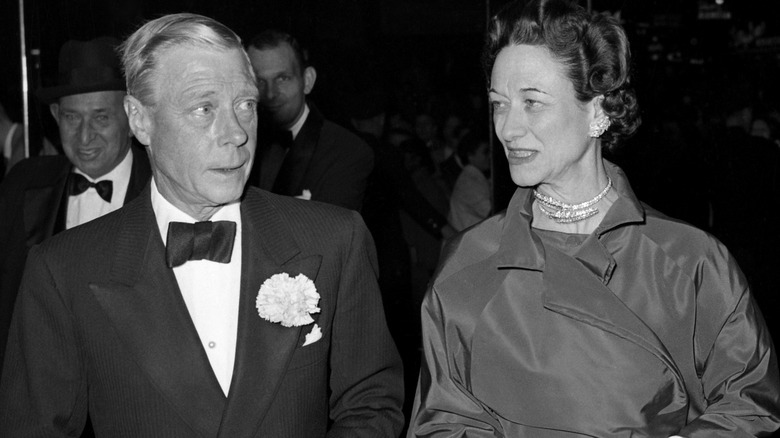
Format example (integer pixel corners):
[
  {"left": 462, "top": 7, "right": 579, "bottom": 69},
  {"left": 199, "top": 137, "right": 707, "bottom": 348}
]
[
  {"left": 251, "top": 103, "right": 374, "bottom": 211},
  {"left": 0, "top": 145, "right": 151, "bottom": 366}
]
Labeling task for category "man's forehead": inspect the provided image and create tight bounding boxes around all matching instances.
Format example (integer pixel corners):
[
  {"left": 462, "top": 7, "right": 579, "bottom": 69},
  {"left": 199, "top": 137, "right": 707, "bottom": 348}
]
[
  {"left": 248, "top": 44, "right": 299, "bottom": 73},
  {"left": 154, "top": 46, "right": 257, "bottom": 98}
]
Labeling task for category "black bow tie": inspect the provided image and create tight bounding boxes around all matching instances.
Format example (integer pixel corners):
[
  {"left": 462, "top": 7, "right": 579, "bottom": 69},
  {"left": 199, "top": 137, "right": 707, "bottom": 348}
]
[
  {"left": 68, "top": 173, "right": 113, "bottom": 202},
  {"left": 165, "top": 221, "right": 237, "bottom": 268}
]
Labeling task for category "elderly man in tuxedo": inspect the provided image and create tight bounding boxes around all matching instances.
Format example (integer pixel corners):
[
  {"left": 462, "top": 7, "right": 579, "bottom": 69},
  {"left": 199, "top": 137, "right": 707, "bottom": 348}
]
[
  {"left": 0, "top": 36, "right": 151, "bottom": 368},
  {"left": 0, "top": 13, "right": 404, "bottom": 437}
]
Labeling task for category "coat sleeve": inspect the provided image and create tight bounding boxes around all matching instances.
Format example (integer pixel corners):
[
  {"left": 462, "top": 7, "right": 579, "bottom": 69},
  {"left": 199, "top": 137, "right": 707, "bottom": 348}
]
[
  {"left": 0, "top": 245, "right": 89, "bottom": 436},
  {"left": 678, "top": 250, "right": 780, "bottom": 437},
  {"left": 407, "top": 286, "right": 504, "bottom": 437},
  {"left": 326, "top": 211, "right": 405, "bottom": 437}
]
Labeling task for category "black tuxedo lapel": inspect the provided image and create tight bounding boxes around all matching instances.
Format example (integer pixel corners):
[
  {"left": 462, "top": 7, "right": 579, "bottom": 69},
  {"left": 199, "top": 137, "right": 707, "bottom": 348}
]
[
  {"left": 257, "top": 139, "right": 288, "bottom": 192},
  {"left": 90, "top": 189, "right": 226, "bottom": 437},
  {"left": 218, "top": 190, "right": 322, "bottom": 437},
  {"left": 22, "top": 163, "right": 70, "bottom": 247}
]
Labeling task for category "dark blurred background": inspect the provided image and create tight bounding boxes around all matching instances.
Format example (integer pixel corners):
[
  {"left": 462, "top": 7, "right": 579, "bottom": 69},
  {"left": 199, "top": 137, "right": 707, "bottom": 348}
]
[{"left": 4, "top": 0, "right": 780, "bottom": 166}]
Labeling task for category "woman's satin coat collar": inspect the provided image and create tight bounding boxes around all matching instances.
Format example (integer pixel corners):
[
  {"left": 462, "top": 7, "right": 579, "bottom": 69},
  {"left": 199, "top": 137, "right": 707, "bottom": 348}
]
[{"left": 493, "top": 160, "right": 646, "bottom": 283}]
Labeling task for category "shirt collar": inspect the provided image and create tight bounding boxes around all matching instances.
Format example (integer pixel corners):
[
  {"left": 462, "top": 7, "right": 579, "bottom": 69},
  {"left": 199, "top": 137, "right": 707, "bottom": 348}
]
[
  {"left": 150, "top": 178, "right": 242, "bottom": 246},
  {"left": 290, "top": 103, "right": 310, "bottom": 139}
]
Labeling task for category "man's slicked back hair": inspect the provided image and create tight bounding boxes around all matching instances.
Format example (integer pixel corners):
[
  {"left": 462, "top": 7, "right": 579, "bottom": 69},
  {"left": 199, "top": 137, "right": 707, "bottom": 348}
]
[{"left": 118, "top": 13, "right": 248, "bottom": 106}]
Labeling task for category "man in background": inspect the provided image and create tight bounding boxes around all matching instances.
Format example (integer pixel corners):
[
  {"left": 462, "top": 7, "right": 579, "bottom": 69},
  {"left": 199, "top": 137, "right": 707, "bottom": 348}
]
[
  {"left": 246, "top": 30, "right": 373, "bottom": 211},
  {"left": 0, "top": 36, "right": 151, "bottom": 367}
]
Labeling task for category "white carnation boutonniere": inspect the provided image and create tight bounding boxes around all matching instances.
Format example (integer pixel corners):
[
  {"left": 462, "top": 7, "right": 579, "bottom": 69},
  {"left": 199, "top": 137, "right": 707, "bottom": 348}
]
[{"left": 256, "top": 273, "right": 320, "bottom": 327}]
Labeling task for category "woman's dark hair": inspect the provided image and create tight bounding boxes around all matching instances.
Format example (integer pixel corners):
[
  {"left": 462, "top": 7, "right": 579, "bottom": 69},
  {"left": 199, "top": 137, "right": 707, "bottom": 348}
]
[{"left": 483, "top": 0, "right": 641, "bottom": 149}]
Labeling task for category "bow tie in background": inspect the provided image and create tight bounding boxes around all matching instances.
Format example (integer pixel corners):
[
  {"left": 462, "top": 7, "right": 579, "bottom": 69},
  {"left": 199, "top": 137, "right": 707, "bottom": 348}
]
[
  {"left": 68, "top": 173, "right": 113, "bottom": 202},
  {"left": 166, "top": 220, "right": 237, "bottom": 268}
]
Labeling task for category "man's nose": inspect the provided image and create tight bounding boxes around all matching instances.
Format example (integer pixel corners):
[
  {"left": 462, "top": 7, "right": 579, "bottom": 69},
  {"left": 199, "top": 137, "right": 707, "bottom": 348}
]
[
  {"left": 262, "top": 83, "right": 279, "bottom": 103},
  {"left": 80, "top": 121, "right": 95, "bottom": 144},
  {"left": 220, "top": 109, "right": 249, "bottom": 147}
]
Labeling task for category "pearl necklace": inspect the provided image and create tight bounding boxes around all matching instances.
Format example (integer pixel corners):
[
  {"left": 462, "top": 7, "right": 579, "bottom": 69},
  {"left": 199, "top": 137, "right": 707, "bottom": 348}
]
[{"left": 533, "top": 177, "right": 612, "bottom": 224}]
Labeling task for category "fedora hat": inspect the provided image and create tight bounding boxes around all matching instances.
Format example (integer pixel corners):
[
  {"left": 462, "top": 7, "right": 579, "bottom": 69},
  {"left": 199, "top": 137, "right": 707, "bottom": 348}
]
[{"left": 36, "top": 36, "right": 125, "bottom": 103}]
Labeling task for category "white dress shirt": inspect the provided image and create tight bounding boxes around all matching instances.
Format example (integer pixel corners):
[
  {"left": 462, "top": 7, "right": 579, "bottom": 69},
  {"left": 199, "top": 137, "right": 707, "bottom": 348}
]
[
  {"left": 66, "top": 148, "right": 133, "bottom": 229},
  {"left": 151, "top": 179, "right": 242, "bottom": 396}
]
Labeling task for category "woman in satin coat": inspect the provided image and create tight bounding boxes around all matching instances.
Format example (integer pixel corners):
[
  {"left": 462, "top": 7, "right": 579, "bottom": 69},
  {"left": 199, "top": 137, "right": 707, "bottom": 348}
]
[{"left": 407, "top": 0, "right": 780, "bottom": 436}]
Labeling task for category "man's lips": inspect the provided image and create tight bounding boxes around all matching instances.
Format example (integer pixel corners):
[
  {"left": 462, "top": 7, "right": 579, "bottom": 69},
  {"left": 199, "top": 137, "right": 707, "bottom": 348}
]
[{"left": 212, "top": 165, "right": 243, "bottom": 172}]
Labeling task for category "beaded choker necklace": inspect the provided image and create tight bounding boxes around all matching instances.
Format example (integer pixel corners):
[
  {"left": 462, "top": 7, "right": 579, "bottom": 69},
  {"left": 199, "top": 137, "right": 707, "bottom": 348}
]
[{"left": 533, "top": 177, "right": 612, "bottom": 224}]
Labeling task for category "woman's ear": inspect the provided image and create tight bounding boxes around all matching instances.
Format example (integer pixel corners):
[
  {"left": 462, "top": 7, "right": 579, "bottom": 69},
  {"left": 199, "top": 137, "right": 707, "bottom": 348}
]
[
  {"left": 124, "top": 95, "right": 152, "bottom": 146},
  {"left": 592, "top": 95, "right": 607, "bottom": 120},
  {"left": 588, "top": 95, "right": 611, "bottom": 138}
]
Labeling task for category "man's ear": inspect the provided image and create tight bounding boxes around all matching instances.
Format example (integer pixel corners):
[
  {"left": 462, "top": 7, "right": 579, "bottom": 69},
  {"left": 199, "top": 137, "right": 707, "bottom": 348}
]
[
  {"left": 124, "top": 95, "right": 152, "bottom": 146},
  {"left": 303, "top": 66, "right": 317, "bottom": 95},
  {"left": 49, "top": 103, "right": 60, "bottom": 125}
]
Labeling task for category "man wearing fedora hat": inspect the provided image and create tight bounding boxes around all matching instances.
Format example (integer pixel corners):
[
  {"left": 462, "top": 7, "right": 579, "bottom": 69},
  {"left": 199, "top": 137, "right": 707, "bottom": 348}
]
[{"left": 0, "top": 36, "right": 151, "bottom": 368}]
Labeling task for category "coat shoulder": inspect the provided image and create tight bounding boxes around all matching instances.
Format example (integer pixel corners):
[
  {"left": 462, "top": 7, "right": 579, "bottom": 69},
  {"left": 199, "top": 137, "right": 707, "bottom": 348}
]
[
  {"left": 434, "top": 210, "right": 507, "bottom": 287},
  {"left": 640, "top": 205, "right": 731, "bottom": 270},
  {"left": 320, "top": 119, "right": 373, "bottom": 157},
  {"left": 1, "top": 155, "right": 70, "bottom": 191},
  {"left": 244, "top": 187, "right": 362, "bottom": 236}
]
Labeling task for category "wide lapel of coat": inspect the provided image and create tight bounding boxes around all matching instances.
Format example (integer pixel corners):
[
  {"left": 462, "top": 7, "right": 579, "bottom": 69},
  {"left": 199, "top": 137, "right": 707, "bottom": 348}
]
[
  {"left": 22, "top": 160, "right": 70, "bottom": 247},
  {"left": 89, "top": 187, "right": 226, "bottom": 437},
  {"left": 496, "top": 185, "right": 682, "bottom": 382},
  {"left": 218, "top": 189, "right": 322, "bottom": 437},
  {"left": 282, "top": 103, "right": 323, "bottom": 196}
]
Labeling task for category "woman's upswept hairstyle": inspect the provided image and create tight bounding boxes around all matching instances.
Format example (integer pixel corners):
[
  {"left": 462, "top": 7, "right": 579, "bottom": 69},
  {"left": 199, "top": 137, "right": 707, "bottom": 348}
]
[
  {"left": 118, "top": 13, "right": 248, "bottom": 106},
  {"left": 483, "top": 0, "right": 640, "bottom": 149}
]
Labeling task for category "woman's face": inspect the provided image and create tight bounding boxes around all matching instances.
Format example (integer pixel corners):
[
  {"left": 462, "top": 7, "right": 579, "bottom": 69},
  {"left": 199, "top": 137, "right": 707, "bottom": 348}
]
[{"left": 489, "top": 44, "right": 598, "bottom": 191}]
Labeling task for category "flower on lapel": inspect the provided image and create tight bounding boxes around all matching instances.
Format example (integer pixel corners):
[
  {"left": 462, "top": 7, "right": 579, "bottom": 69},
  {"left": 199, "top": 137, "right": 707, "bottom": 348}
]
[{"left": 256, "top": 273, "right": 320, "bottom": 327}]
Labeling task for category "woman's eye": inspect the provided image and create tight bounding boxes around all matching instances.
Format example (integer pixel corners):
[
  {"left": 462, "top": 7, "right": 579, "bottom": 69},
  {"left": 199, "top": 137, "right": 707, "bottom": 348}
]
[
  {"left": 491, "top": 100, "right": 507, "bottom": 111},
  {"left": 525, "top": 99, "right": 540, "bottom": 108}
]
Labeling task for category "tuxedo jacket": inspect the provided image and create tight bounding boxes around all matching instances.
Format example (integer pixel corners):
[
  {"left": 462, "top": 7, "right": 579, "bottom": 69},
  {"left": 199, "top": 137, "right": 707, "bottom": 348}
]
[
  {"left": 252, "top": 103, "right": 373, "bottom": 211},
  {"left": 0, "top": 185, "right": 404, "bottom": 437},
  {"left": 0, "top": 146, "right": 151, "bottom": 366}
]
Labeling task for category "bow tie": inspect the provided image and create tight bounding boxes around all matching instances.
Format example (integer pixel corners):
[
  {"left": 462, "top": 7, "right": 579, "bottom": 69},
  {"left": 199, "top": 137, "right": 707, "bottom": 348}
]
[
  {"left": 68, "top": 173, "right": 113, "bottom": 202},
  {"left": 165, "top": 221, "right": 237, "bottom": 268}
]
